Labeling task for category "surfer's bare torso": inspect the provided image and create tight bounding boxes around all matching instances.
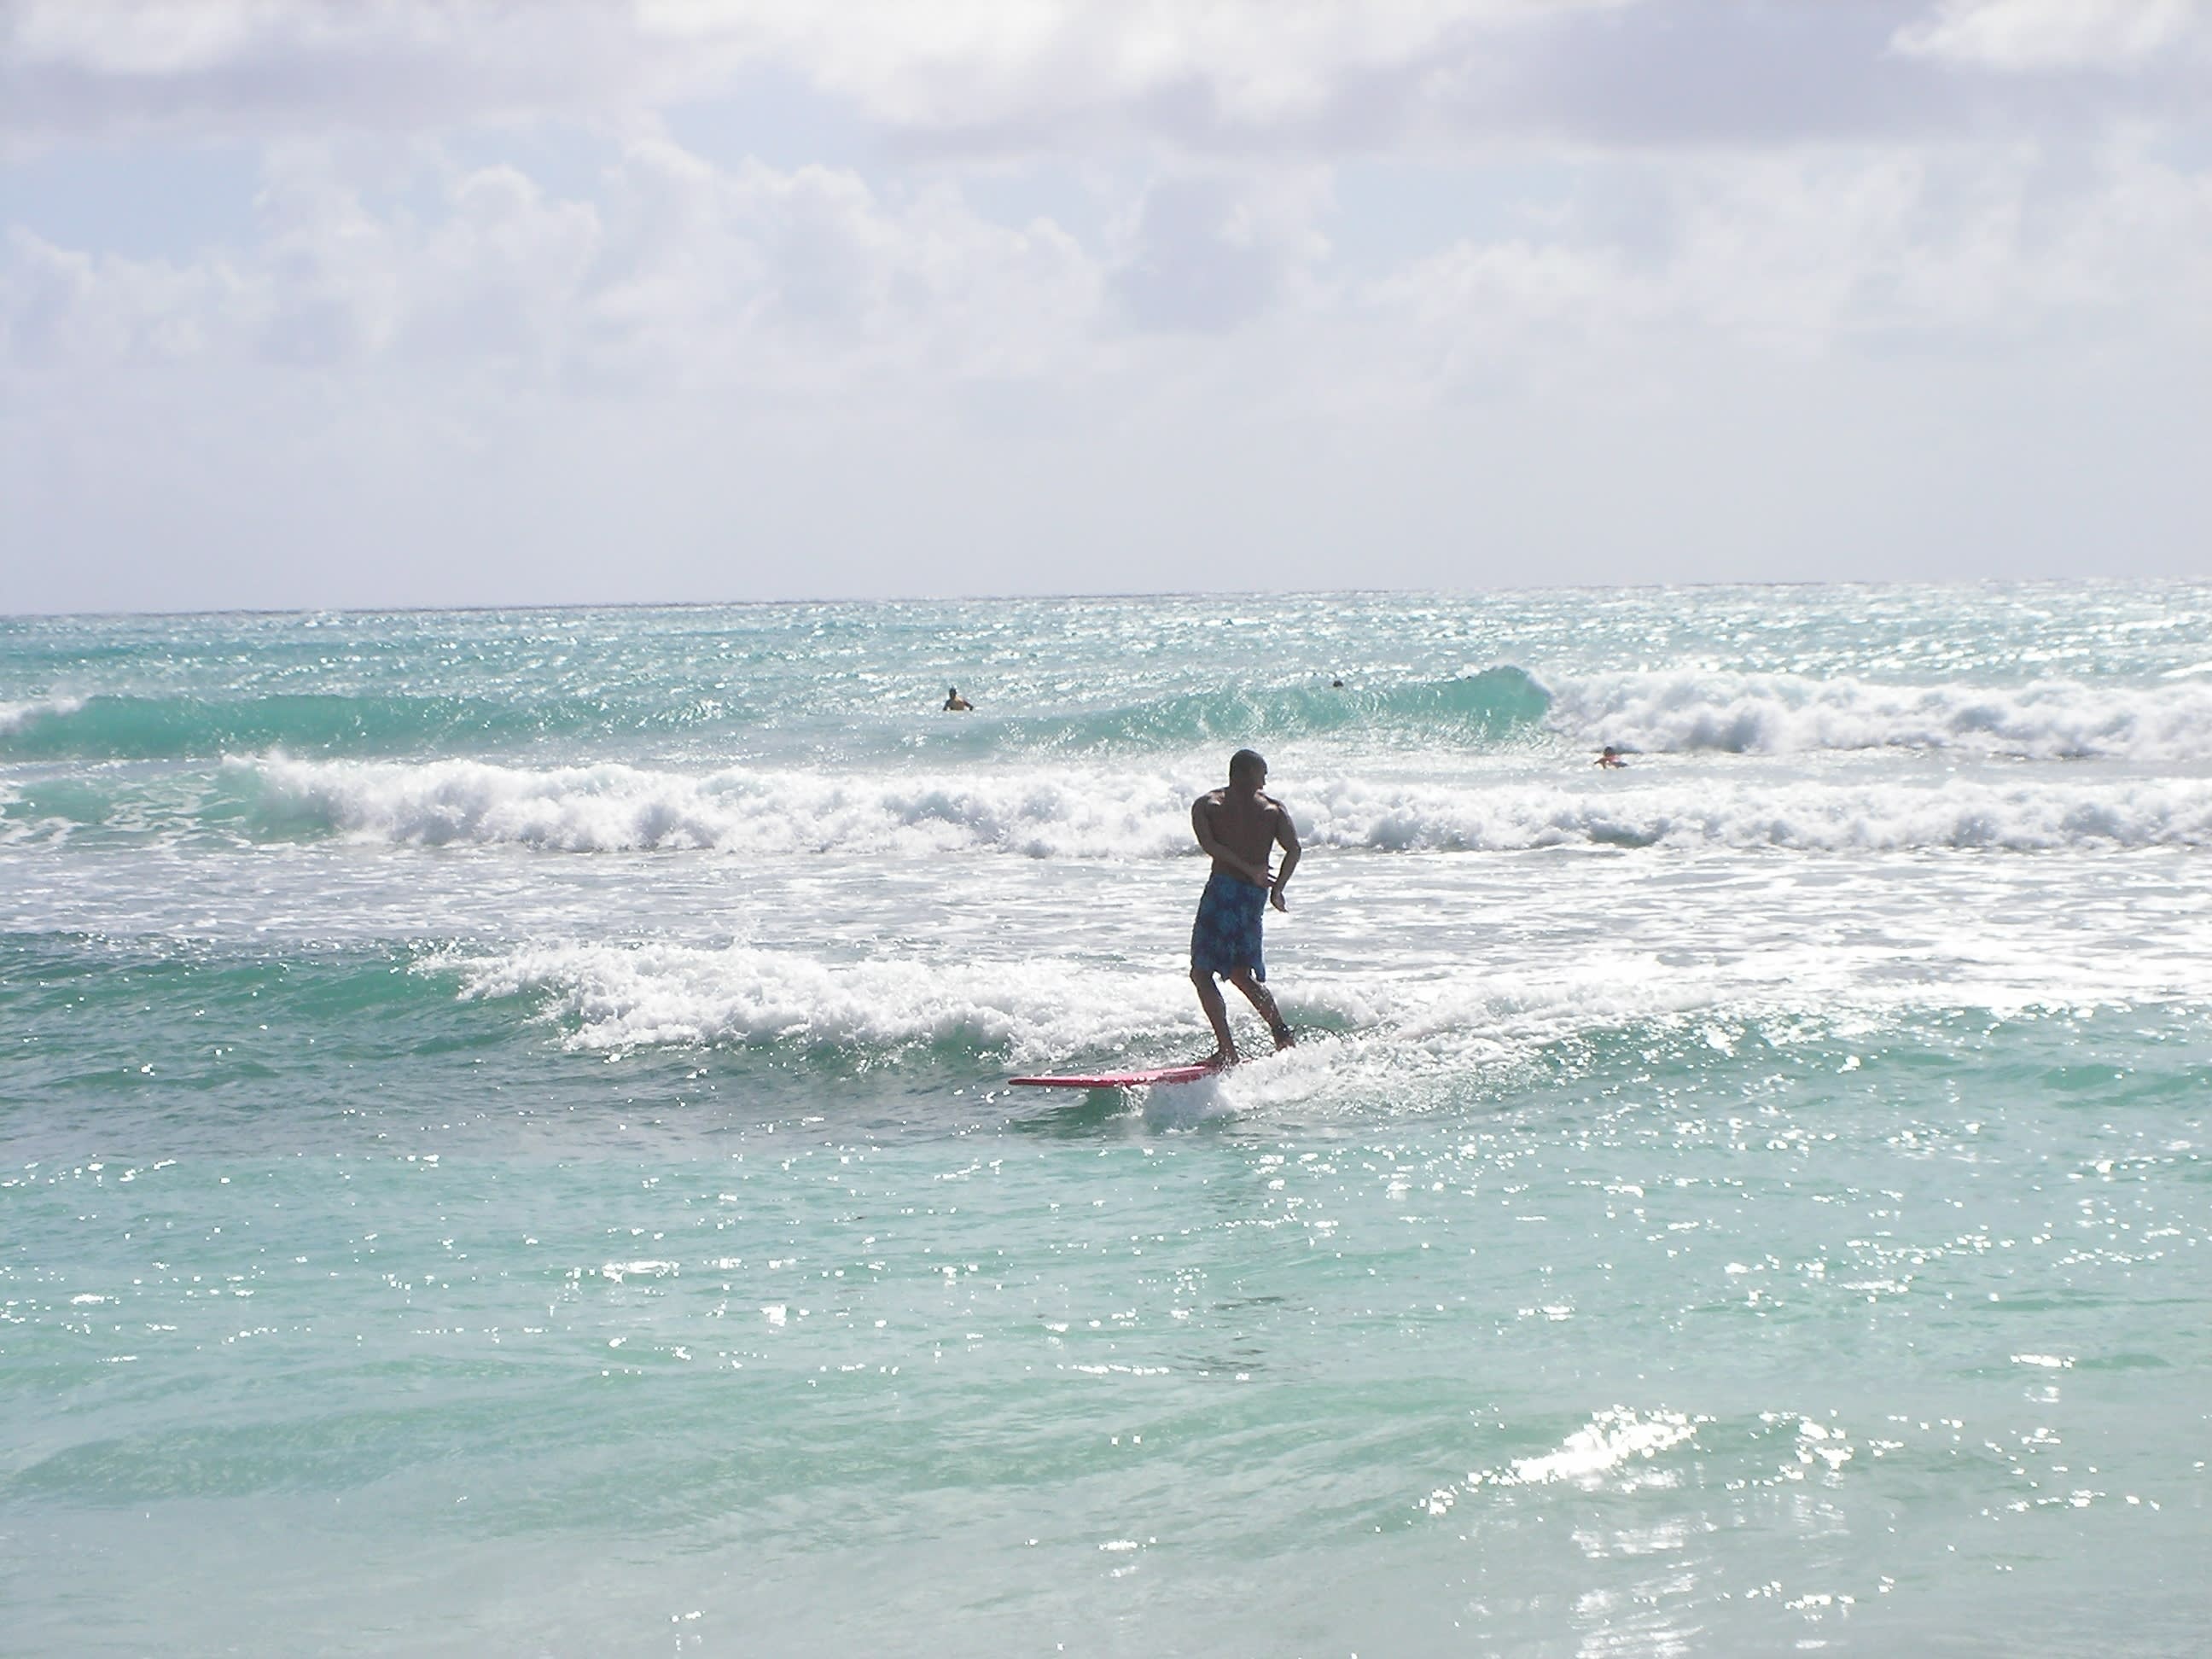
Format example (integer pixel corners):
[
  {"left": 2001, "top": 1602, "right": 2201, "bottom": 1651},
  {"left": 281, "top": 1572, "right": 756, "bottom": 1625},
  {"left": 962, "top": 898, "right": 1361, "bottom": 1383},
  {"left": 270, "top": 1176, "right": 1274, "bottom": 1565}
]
[{"left": 1192, "top": 785, "right": 1295, "bottom": 896}]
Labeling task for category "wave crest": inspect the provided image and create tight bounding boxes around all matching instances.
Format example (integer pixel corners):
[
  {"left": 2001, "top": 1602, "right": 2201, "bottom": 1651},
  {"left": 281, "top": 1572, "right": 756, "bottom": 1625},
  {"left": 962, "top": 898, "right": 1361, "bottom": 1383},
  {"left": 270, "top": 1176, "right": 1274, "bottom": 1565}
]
[
  {"left": 0, "top": 693, "right": 90, "bottom": 737},
  {"left": 988, "top": 667, "right": 1551, "bottom": 752},
  {"left": 236, "top": 754, "right": 2212, "bottom": 857},
  {"left": 1550, "top": 673, "right": 2212, "bottom": 760},
  {"left": 237, "top": 755, "right": 1202, "bottom": 857}
]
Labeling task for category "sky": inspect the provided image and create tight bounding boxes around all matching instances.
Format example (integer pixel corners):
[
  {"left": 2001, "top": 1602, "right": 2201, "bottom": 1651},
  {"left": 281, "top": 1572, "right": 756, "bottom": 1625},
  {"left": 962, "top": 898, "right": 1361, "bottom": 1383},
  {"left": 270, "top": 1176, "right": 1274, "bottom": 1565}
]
[{"left": 2, "top": 0, "right": 2208, "bottom": 614}]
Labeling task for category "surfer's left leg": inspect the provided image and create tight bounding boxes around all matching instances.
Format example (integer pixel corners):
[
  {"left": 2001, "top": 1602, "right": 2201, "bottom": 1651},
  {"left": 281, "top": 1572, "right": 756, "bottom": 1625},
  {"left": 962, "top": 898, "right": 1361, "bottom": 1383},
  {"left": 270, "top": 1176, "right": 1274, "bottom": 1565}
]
[{"left": 1226, "top": 968, "right": 1295, "bottom": 1051}]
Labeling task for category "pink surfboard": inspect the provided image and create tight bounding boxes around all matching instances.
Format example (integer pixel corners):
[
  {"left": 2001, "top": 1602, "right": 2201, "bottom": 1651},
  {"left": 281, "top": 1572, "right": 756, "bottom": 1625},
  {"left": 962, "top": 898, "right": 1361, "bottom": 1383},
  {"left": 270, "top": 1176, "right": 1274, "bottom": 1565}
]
[{"left": 1007, "top": 1062, "right": 1221, "bottom": 1089}]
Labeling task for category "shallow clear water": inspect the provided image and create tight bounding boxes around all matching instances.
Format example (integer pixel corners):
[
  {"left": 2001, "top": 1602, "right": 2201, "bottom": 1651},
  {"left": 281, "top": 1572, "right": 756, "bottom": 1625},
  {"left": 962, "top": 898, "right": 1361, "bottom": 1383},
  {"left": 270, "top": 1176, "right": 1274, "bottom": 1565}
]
[{"left": 4, "top": 585, "right": 2209, "bottom": 1655}]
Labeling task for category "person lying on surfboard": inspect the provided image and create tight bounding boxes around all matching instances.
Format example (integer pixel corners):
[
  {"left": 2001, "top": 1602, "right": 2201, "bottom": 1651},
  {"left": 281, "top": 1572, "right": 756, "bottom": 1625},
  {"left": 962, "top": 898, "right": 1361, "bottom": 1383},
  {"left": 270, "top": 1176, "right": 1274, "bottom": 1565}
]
[{"left": 1189, "top": 748, "right": 1301, "bottom": 1066}]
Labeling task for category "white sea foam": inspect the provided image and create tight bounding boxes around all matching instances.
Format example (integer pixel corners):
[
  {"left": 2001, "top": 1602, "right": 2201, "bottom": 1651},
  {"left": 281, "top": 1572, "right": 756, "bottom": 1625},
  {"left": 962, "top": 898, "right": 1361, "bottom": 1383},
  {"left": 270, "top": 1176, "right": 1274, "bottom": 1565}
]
[
  {"left": 242, "top": 754, "right": 2212, "bottom": 858},
  {"left": 1547, "top": 672, "right": 2212, "bottom": 760},
  {"left": 0, "top": 693, "right": 86, "bottom": 735},
  {"left": 242, "top": 754, "right": 1200, "bottom": 859},
  {"left": 447, "top": 940, "right": 1206, "bottom": 1061},
  {"left": 434, "top": 935, "right": 1902, "bottom": 1071},
  {"left": 1299, "top": 771, "right": 2212, "bottom": 853}
]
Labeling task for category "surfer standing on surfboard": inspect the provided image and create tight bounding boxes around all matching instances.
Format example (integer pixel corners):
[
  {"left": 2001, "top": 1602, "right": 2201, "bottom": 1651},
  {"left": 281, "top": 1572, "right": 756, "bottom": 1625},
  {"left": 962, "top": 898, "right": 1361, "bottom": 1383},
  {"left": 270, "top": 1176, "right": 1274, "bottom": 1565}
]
[{"left": 1190, "top": 748, "right": 1301, "bottom": 1066}]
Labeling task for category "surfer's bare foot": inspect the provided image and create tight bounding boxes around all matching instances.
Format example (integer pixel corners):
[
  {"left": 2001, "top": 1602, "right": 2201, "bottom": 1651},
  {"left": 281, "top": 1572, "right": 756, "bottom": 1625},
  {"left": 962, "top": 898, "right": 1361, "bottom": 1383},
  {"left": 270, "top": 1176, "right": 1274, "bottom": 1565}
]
[
  {"left": 1271, "top": 1025, "right": 1295, "bottom": 1051},
  {"left": 1189, "top": 1050, "right": 1237, "bottom": 1069}
]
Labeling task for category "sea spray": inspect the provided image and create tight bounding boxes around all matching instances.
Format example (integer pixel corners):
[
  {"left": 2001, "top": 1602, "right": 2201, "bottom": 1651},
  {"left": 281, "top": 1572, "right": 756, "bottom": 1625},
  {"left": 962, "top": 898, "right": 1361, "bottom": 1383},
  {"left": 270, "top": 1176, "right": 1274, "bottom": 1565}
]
[
  {"left": 1546, "top": 670, "right": 2212, "bottom": 760},
  {"left": 224, "top": 753, "right": 2212, "bottom": 855}
]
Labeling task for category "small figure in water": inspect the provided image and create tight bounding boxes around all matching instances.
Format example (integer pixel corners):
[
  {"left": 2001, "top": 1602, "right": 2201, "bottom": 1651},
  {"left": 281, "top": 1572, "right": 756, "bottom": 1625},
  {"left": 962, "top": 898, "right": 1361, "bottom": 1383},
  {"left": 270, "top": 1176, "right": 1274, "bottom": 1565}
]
[
  {"left": 943, "top": 687, "right": 974, "bottom": 712},
  {"left": 1595, "top": 745, "right": 1627, "bottom": 769},
  {"left": 1189, "top": 748, "right": 1301, "bottom": 1066},
  {"left": 1330, "top": 678, "right": 1345, "bottom": 689}
]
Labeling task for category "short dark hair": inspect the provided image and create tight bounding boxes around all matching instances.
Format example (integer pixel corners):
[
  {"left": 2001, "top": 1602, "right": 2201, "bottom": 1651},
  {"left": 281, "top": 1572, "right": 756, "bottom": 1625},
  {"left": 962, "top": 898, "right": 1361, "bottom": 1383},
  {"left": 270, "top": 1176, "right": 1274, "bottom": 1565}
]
[{"left": 1230, "top": 748, "right": 1266, "bottom": 782}]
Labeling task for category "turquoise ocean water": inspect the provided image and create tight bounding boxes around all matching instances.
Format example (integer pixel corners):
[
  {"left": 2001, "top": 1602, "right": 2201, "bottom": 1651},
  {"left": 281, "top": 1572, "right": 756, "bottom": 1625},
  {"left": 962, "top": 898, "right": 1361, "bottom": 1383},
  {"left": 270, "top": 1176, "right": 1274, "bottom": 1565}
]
[{"left": 3, "top": 585, "right": 2209, "bottom": 1655}]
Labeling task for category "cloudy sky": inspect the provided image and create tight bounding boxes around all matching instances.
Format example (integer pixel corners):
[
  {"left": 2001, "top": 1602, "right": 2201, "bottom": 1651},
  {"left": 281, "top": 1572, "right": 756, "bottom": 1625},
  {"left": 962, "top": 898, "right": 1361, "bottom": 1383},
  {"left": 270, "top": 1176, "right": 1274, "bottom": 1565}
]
[{"left": 3, "top": 0, "right": 2208, "bottom": 613}]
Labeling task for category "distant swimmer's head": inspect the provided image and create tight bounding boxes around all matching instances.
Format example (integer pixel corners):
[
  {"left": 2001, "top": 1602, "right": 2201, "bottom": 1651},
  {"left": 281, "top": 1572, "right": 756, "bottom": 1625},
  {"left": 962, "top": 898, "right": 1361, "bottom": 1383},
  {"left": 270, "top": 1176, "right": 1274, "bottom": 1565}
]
[
  {"left": 1229, "top": 748, "right": 1267, "bottom": 787},
  {"left": 1330, "top": 678, "right": 1344, "bottom": 689}
]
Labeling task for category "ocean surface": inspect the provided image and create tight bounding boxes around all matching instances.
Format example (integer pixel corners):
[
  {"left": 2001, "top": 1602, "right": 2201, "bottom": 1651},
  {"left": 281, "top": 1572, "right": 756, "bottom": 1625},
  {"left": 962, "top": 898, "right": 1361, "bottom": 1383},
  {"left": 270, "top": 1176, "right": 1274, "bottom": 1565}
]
[{"left": 3, "top": 585, "right": 2209, "bottom": 1656}]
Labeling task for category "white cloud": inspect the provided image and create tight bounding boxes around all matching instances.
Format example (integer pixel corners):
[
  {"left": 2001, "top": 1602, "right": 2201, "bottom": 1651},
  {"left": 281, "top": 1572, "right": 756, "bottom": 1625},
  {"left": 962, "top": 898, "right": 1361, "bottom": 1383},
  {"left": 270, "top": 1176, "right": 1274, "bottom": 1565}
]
[
  {"left": 8, "top": 0, "right": 296, "bottom": 78},
  {"left": 643, "top": 0, "right": 1601, "bottom": 131},
  {"left": 3, "top": 3, "right": 2209, "bottom": 609},
  {"left": 2, "top": 1, "right": 2201, "bottom": 170},
  {"left": 0, "top": 0, "right": 697, "bottom": 152},
  {"left": 9, "top": 118, "right": 2207, "bottom": 409},
  {"left": 3, "top": 229, "right": 211, "bottom": 365},
  {"left": 1892, "top": 0, "right": 2205, "bottom": 73},
  {"left": 1108, "top": 170, "right": 1331, "bottom": 332},
  {"left": 1371, "top": 137, "right": 2212, "bottom": 386},
  {"left": 1, "top": 137, "right": 1109, "bottom": 399},
  {"left": 0, "top": 0, "right": 1625, "bottom": 150}
]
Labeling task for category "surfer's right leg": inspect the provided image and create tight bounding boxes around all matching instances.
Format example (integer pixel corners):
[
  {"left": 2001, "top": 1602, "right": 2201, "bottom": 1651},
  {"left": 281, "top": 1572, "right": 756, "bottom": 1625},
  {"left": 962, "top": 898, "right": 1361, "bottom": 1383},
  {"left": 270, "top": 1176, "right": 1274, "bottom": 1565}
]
[{"left": 1190, "top": 968, "right": 1239, "bottom": 1066}]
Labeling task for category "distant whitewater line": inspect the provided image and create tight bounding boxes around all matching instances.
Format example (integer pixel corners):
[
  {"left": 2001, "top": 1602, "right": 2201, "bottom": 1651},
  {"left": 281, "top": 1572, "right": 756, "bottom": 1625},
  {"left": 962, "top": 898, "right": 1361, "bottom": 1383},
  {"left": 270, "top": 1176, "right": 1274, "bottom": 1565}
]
[
  {"left": 207, "top": 754, "right": 2212, "bottom": 857},
  {"left": 1551, "top": 672, "right": 2212, "bottom": 760}
]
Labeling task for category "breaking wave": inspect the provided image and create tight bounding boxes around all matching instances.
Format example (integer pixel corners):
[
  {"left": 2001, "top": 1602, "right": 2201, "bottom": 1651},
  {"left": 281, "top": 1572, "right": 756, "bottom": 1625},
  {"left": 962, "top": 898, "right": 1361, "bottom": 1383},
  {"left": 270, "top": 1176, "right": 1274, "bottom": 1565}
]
[
  {"left": 1549, "top": 672, "right": 2212, "bottom": 760},
  {"left": 439, "top": 940, "right": 1778, "bottom": 1064},
  {"left": 0, "top": 693, "right": 90, "bottom": 737},
  {"left": 230, "top": 754, "right": 2212, "bottom": 857}
]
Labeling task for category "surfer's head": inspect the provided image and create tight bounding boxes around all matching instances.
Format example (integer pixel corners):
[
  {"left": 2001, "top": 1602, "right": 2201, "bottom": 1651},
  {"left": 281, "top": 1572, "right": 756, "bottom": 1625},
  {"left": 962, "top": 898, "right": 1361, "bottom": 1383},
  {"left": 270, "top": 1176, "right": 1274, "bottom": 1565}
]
[{"left": 1229, "top": 748, "right": 1266, "bottom": 787}]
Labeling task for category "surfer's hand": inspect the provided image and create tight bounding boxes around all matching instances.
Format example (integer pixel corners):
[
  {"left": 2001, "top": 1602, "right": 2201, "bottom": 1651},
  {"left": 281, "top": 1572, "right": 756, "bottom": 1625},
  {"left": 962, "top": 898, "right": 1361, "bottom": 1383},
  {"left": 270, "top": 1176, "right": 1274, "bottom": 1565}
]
[{"left": 1269, "top": 884, "right": 1289, "bottom": 912}]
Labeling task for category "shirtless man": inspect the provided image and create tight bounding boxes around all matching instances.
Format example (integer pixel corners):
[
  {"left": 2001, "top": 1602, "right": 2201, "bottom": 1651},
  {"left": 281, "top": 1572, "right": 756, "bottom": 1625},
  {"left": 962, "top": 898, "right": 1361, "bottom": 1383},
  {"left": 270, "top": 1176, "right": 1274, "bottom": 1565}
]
[{"left": 1189, "top": 748, "right": 1301, "bottom": 1065}]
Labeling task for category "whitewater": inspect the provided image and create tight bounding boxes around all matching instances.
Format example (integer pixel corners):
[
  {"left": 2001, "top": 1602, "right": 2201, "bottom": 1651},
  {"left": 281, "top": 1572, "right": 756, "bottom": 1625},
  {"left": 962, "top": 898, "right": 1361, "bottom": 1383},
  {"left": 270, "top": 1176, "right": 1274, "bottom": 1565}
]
[{"left": 3, "top": 585, "right": 2209, "bottom": 1656}]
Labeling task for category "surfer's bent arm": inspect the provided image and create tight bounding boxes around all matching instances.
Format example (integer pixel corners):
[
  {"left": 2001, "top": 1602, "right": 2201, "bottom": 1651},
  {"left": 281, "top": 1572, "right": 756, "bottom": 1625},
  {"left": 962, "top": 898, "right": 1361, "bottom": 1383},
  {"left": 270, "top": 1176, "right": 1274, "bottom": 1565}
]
[
  {"left": 1192, "top": 797, "right": 1270, "bottom": 886},
  {"left": 1269, "top": 806, "right": 1301, "bottom": 911}
]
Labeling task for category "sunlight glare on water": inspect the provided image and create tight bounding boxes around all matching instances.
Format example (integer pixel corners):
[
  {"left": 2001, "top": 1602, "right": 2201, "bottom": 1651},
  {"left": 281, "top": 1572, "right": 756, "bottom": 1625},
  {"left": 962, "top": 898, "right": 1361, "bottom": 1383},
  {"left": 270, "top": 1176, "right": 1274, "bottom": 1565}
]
[{"left": 3, "top": 585, "right": 2209, "bottom": 1655}]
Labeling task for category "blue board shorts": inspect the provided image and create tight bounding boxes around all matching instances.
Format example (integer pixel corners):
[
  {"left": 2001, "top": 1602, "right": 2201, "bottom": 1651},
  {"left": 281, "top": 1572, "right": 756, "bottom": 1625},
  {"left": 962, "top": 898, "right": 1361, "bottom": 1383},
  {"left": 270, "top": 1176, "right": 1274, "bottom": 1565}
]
[{"left": 1190, "top": 870, "right": 1267, "bottom": 981}]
